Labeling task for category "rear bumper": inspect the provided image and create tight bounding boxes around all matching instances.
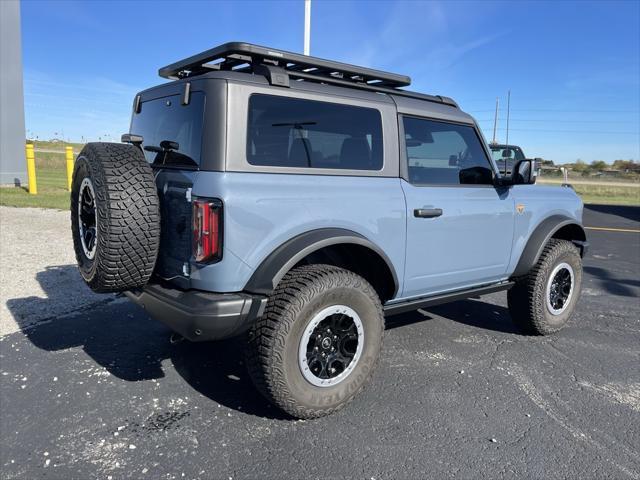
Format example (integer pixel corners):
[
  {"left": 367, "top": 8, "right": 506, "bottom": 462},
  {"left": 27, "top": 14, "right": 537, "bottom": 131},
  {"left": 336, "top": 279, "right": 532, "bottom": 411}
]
[{"left": 125, "top": 282, "right": 268, "bottom": 341}]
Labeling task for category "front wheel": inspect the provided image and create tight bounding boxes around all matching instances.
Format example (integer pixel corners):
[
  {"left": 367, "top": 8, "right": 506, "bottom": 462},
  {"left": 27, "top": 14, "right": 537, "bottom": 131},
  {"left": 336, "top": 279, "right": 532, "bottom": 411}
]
[
  {"left": 245, "top": 265, "right": 384, "bottom": 419},
  {"left": 508, "top": 239, "right": 583, "bottom": 335}
]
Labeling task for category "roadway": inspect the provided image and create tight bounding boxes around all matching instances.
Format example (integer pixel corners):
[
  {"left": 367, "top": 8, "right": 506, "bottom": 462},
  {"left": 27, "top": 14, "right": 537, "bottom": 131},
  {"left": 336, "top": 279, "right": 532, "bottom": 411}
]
[{"left": 1, "top": 204, "right": 638, "bottom": 479}]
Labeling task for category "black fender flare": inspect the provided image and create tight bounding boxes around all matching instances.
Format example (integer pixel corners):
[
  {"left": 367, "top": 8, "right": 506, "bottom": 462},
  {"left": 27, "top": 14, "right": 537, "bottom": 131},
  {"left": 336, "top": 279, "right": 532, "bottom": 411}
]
[
  {"left": 512, "top": 215, "right": 587, "bottom": 277},
  {"left": 244, "top": 228, "right": 399, "bottom": 297}
]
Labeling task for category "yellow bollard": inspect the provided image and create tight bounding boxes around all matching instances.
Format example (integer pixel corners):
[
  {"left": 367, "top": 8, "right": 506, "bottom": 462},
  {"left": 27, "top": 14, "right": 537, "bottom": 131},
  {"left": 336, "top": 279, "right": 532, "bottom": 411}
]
[
  {"left": 25, "top": 144, "right": 37, "bottom": 195},
  {"left": 65, "top": 146, "right": 74, "bottom": 192}
]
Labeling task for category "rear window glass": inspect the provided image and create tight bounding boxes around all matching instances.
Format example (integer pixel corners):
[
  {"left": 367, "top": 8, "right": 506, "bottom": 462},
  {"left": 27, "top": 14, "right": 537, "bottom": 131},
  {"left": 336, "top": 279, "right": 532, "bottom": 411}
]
[
  {"left": 130, "top": 92, "right": 205, "bottom": 167},
  {"left": 247, "top": 94, "right": 383, "bottom": 170}
]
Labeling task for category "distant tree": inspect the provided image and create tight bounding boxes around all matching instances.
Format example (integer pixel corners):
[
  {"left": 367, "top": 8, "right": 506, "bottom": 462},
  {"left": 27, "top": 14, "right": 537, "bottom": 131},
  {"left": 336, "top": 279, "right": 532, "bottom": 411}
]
[
  {"left": 612, "top": 159, "right": 640, "bottom": 172},
  {"left": 590, "top": 160, "right": 607, "bottom": 171},
  {"left": 572, "top": 159, "right": 587, "bottom": 172}
]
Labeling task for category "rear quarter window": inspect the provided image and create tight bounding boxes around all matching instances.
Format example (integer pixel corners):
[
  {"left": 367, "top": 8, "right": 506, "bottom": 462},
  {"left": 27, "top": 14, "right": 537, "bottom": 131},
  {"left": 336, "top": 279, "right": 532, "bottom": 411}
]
[
  {"left": 246, "top": 94, "right": 383, "bottom": 170},
  {"left": 130, "top": 91, "right": 205, "bottom": 167}
]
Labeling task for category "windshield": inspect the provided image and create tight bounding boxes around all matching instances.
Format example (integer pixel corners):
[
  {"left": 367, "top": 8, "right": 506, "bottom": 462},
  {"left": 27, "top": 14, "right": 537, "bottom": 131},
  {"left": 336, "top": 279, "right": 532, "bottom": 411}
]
[
  {"left": 490, "top": 145, "right": 525, "bottom": 163},
  {"left": 130, "top": 91, "right": 205, "bottom": 168}
]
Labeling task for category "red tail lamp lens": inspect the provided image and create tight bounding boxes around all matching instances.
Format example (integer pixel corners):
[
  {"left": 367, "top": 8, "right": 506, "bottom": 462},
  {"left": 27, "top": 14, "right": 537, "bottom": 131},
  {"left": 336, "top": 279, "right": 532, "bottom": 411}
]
[{"left": 192, "top": 199, "right": 221, "bottom": 262}]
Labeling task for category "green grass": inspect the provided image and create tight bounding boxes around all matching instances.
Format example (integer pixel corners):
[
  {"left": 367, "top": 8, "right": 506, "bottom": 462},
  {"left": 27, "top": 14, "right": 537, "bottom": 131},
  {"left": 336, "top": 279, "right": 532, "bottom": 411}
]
[
  {"left": 30, "top": 139, "right": 85, "bottom": 152},
  {"left": 29, "top": 151, "right": 67, "bottom": 168},
  {"left": 0, "top": 167, "right": 70, "bottom": 210},
  {"left": 537, "top": 180, "right": 639, "bottom": 206},
  {"left": 0, "top": 141, "right": 79, "bottom": 209},
  {"left": 573, "top": 183, "right": 639, "bottom": 205}
]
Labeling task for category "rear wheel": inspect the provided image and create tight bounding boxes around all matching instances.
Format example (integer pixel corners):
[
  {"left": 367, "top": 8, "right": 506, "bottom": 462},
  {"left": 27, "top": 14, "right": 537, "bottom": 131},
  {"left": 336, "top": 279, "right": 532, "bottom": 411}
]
[
  {"left": 245, "top": 264, "right": 384, "bottom": 419},
  {"left": 508, "top": 239, "right": 582, "bottom": 335},
  {"left": 71, "top": 142, "right": 160, "bottom": 293}
]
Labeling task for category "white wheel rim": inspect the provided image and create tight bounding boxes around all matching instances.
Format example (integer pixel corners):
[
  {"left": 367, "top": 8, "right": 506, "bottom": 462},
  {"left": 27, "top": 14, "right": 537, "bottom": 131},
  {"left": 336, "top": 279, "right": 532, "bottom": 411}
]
[
  {"left": 546, "top": 262, "right": 574, "bottom": 316},
  {"left": 298, "top": 305, "right": 364, "bottom": 387}
]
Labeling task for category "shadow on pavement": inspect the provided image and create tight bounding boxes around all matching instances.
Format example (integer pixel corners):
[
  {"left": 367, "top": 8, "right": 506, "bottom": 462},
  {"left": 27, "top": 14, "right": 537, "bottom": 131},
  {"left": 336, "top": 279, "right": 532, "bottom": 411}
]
[
  {"left": 583, "top": 265, "right": 640, "bottom": 297},
  {"left": 10, "top": 266, "right": 524, "bottom": 418},
  {"left": 585, "top": 204, "right": 640, "bottom": 224},
  {"left": 7, "top": 265, "right": 288, "bottom": 420},
  {"left": 386, "top": 297, "right": 519, "bottom": 334},
  {"left": 5, "top": 264, "right": 109, "bottom": 331}
]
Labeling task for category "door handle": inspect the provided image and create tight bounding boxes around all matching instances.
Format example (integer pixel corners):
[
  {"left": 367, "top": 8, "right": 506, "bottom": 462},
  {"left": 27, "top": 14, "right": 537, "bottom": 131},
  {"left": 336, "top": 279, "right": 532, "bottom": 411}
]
[{"left": 414, "top": 208, "right": 443, "bottom": 218}]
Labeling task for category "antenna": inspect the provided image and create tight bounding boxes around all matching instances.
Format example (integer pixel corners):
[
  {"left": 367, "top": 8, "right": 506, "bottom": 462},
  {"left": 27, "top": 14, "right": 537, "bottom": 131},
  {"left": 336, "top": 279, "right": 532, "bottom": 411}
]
[
  {"left": 491, "top": 96, "right": 499, "bottom": 144},
  {"left": 304, "top": 0, "right": 311, "bottom": 55},
  {"left": 505, "top": 90, "right": 511, "bottom": 174}
]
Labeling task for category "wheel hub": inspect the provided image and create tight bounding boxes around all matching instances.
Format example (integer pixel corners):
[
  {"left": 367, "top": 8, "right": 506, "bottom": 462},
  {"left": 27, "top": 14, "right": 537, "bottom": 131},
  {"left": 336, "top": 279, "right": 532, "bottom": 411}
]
[
  {"left": 78, "top": 177, "right": 98, "bottom": 260},
  {"left": 546, "top": 262, "right": 574, "bottom": 316},
  {"left": 299, "top": 305, "right": 364, "bottom": 387}
]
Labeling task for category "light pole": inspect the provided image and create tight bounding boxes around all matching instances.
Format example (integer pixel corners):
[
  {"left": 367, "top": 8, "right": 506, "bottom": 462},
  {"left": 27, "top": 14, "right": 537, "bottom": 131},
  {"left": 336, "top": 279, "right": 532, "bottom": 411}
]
[{"left": 304, "top": 0, "right": 311, "bottom": 55}]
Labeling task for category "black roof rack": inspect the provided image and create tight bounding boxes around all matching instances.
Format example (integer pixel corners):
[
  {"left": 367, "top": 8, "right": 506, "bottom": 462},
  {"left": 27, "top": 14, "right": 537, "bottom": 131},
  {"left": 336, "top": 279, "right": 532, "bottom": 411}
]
[{"left": 158, "top": 42, "right": 458, "bottom": 108}]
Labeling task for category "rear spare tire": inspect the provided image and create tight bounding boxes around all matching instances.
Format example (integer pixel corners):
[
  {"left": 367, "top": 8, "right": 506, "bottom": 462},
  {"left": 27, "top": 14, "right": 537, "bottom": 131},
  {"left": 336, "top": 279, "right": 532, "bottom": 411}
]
[{"left": 71, "top": 142, "right": 160, "bottom": 293}]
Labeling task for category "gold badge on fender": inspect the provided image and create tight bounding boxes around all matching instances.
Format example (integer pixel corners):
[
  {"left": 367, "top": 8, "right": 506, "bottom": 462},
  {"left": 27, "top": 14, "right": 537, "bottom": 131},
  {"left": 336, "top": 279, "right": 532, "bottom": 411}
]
[{"left": 516, "top": 204, "right": 525, "bottom": 214}]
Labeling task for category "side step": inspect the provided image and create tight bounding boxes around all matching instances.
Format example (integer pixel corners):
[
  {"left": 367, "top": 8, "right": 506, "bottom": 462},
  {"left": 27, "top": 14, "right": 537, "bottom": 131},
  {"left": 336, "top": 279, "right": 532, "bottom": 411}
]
[{"left": 383, "top": 282, "right": 514, "bottom": 316}]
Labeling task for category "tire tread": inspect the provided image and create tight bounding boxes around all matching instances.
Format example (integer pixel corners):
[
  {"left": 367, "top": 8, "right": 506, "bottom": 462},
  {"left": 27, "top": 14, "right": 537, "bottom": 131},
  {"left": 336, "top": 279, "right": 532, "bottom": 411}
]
[
  {"left": 508, "top": 239, "right": 581, "bottom": 335},
  {"left": 71, "top": 142, "right": 160, "bottom": 293},
  {"left": 246, "top": 264, "right": 384, "bottom": 419}
]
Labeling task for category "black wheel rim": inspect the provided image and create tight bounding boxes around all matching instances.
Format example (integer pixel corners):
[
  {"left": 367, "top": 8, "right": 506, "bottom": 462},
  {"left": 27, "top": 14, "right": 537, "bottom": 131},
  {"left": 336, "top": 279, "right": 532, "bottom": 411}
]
[
  {"left": 299, "top": 305, "right": 364, "bottom": 387},
  {"left": 547, "top": 263, "right": 574, "bottom": 315},
  {"left": 78, "top": 178, "right": 97, "bottom": 259}
]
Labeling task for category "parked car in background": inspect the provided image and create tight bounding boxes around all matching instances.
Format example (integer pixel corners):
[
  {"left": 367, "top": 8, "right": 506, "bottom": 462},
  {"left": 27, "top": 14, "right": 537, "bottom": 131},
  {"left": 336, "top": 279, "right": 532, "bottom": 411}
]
[{"left": 490, "top": 144, "right": 528, "bottom": 175}]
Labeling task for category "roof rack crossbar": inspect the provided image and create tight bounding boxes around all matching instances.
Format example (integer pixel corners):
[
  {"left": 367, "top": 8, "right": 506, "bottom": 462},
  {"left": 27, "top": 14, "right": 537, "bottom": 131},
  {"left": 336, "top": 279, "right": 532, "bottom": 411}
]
[
  {"left": 160, "top": 42, "right": 410, "bottom": 85},
  {"left": 158, "top": 42, "right": 458, "bottom": 108}
]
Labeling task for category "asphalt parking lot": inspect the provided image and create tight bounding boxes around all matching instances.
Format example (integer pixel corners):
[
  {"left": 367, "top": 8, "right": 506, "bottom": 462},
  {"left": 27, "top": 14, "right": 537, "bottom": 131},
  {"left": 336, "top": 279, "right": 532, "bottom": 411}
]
[{"left": 1, "top": 205, "right": 639, "bottom": 479}]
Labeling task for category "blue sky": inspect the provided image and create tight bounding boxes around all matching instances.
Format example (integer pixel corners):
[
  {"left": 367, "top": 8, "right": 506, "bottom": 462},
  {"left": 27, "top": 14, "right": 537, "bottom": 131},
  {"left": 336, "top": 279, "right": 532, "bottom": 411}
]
[{"left": 21, "top": 0, "right": 639, "bottom": 164}]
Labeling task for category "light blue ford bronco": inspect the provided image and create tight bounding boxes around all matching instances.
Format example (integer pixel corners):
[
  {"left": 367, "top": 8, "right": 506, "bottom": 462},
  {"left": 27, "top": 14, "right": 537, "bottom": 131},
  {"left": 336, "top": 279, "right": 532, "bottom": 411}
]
[{"left": 70, "top": 43, "right": 588, "bottom": 418}]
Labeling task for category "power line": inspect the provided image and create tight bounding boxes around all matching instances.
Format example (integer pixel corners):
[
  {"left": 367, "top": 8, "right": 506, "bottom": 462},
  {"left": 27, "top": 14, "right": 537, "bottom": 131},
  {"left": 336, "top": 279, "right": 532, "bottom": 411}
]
[
  {"left": 485, "top": 127, "right": 639, "bottom": 134},
  {"left": 469, "top": 108, "right": 640, "bottom": 113},
  {"left": 476, "top": 118, "right": 640, "bottom": 124}
]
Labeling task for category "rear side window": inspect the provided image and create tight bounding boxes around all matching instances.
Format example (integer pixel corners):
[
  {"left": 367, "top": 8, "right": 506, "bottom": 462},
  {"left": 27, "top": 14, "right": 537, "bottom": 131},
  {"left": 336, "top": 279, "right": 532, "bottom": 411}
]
[
  {"left": 247, "top": 94, "right": 383, "bottom": 170},
  {"left": 130, "top": 92, "right": 205, "bottom": 167},
  {"left": 403, "top": 117, "right": 494, "bottom": 185}
]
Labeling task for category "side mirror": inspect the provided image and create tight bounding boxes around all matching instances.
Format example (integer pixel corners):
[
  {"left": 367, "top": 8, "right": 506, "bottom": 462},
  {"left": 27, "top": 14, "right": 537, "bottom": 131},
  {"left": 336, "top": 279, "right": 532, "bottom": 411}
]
[
  {"left": 495, "top": 159, "right": 536, "bottom": 186},
  {"left": 513, "top": 159, "right": 536, "bottom": 184}
]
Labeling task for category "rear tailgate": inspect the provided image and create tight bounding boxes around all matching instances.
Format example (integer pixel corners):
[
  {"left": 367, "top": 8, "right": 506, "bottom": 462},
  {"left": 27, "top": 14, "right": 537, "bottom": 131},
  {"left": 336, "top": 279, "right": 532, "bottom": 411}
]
[{"left": 154, "top": 170, "right": 193, "bottom": 288}]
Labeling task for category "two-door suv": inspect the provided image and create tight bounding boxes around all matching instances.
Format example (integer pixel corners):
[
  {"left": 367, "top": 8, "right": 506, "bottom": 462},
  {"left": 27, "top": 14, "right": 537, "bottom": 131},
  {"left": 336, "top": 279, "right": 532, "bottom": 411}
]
[{"left": 70, "top": 42, "right": 588, "bottom": 418}]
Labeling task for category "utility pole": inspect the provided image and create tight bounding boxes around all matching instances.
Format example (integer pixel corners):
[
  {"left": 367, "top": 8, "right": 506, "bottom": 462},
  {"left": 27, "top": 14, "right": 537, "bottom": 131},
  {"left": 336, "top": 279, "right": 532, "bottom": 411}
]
[
  {"left": 491, "top": 97, "right": 499, "bottom": 144},
  {"left": 304, "top": 0, "right": 311, "bottom": 55},
  {"left": 505, "top": 90, "right": 511, "bottom": 147}
]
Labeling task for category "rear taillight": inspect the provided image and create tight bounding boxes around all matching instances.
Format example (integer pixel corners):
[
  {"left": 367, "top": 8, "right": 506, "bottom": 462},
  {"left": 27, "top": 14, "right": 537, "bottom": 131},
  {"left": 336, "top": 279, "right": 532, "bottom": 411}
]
[{"left": 192, "top": 199, "right": 222, "bottom": 263}]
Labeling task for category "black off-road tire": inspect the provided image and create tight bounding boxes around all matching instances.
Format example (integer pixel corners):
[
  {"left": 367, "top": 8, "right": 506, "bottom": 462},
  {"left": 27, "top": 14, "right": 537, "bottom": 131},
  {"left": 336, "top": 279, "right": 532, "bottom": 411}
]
[
  {"left": 70, "top": 142, "right": 160, "bottom": 293},
  {"left": 508, "top": 239, "right": 582, "bottom": 335},
  {"left": 245, "top": 264, "right": 385, "bottom": 419}
]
